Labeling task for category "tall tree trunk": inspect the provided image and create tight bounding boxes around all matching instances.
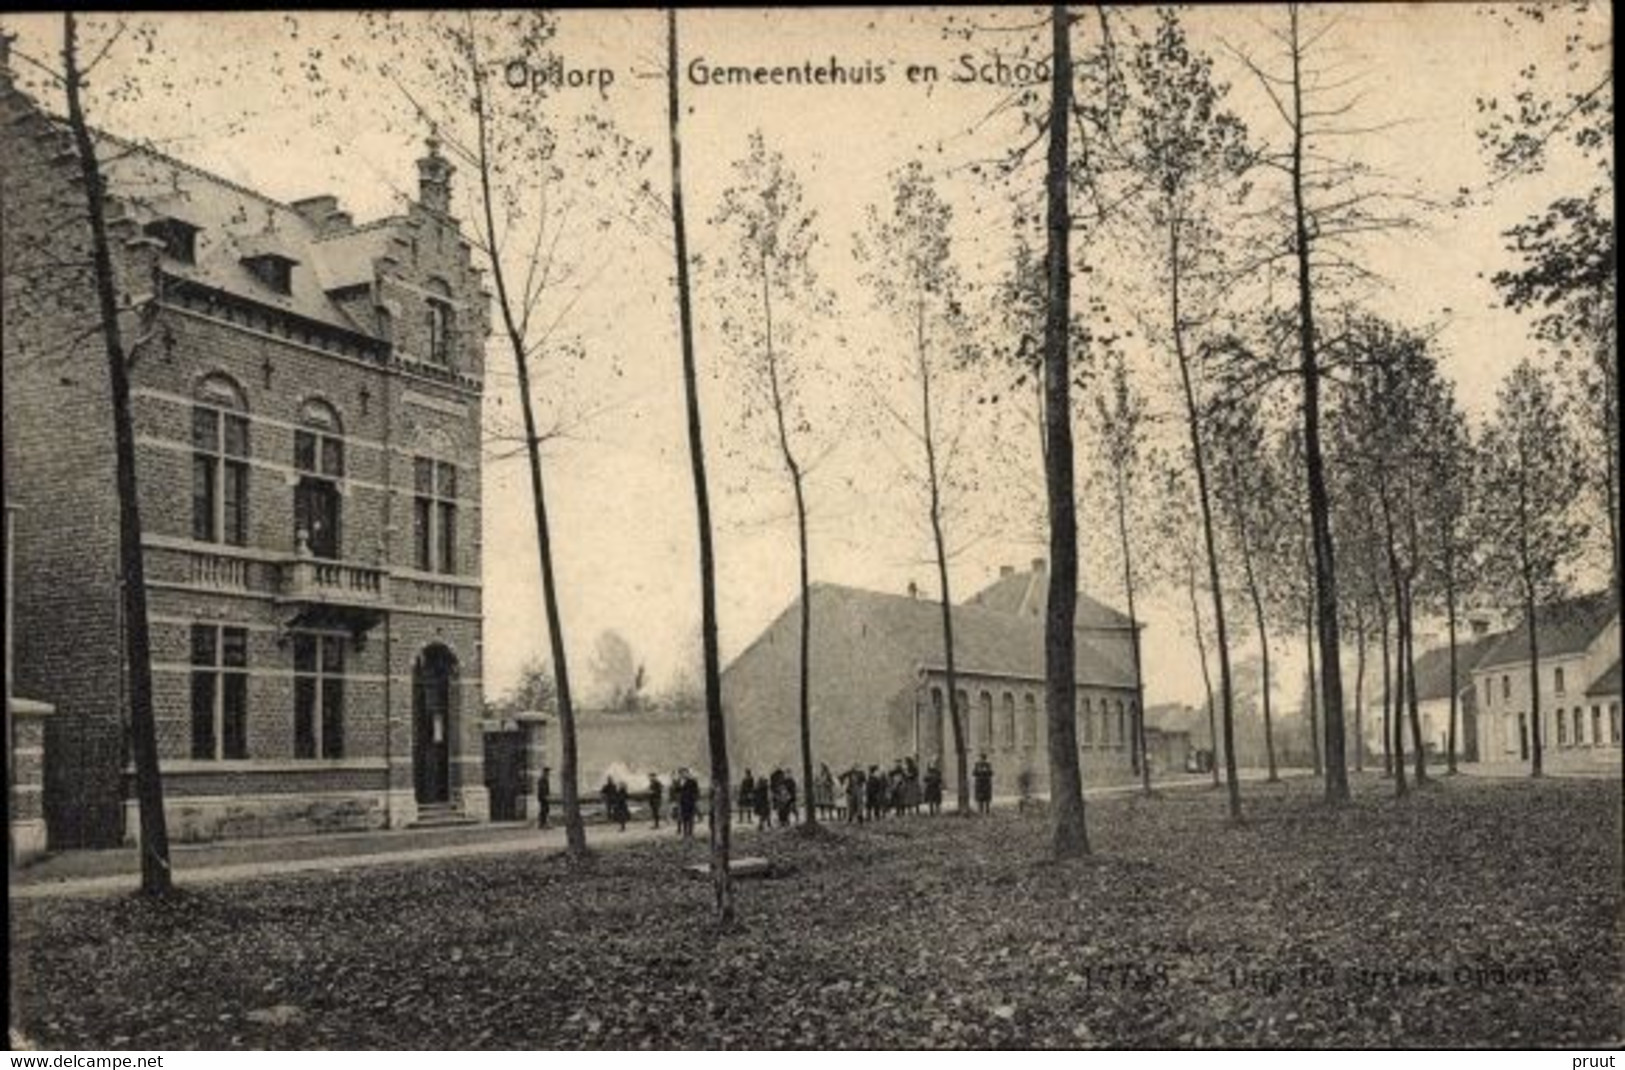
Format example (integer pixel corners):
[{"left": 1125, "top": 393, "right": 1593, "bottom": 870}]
[
  {"left": 1187, "top": 561, "right": 1220, "bottom": 788},
  {"left": 1404, "top": 586, "right": 1426, "bottom": 785},
  {"left": 1042, "top": 3, "right": 1089, "bottom": 854},
  {"left": 1379, "top": 596, "right": 1392, "bottom": 777},
  {"left": 1229, "top": 454, "right": 1278, "bottom": 783},
  {"left": 1353, "top": 602, "right": 1367, "bottom": 774},
  {"left": 1391, "top": 587, "right": 1409, "bottom": 797},
  {"left": 1169, "top": 219, "right": 1241, "bottom": 821},
  {"left": 919, "top": 301, "right": 969, "bottom": 816},
  {"left": 469, "top": 45, "right": 586, "bottom": 857},
  {"left": 63, "top": 14, "right": 172, "bottom": 895},
  {"left": 1115, "top": 470, "right": 1151, "bottom": 797},
  {"left": 1445, "top": 568, "right": 1459, "bottom": 774},
  {"left": 667, "top": 9, "right": 732, "bottom": 923},
  {"left": 760, "top": 258, "right": 816, "bottom": 829},
  {"left": 1304, "top": 593, "right": 1321, "bottom": 777},
  {"left": 1523, "top": 581, "right": 1543, "bottom": 779},
  {"left": 1287, "top": 3, "right": 1350, "bottom": 804}
]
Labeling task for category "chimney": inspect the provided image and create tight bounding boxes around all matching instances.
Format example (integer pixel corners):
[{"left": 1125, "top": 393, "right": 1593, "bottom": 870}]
[
  {"left": 999, "top": 564, "right": 1015, "bottom": 578},
  {"left": 416, "top": 135, "right": 455, "bottom": 216},
  {"left": 290, "top": 195, "right": 354, "bottom": 238}
]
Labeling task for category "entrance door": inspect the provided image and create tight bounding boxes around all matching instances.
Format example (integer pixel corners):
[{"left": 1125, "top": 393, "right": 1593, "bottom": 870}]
[{"left": 414, "top": 647, "right": 454, "bottom": 804}]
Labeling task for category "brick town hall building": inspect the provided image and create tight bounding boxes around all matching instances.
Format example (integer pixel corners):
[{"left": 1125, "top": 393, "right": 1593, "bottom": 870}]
[{"left": 3, "top": 58, "right": 493, "bottom": 846}]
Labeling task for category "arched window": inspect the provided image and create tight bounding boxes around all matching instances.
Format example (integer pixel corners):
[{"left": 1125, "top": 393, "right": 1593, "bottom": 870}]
[
  {"left": 1080, "top": 696, "right": 1094, "bottom": 746},
  {"left": 192, "top": 373, "right": 249, "bottom": 546},
  {"left": 978, "top": 692, "right": 994, "bottom": 752},
  {"left": 1023, "top": 693, "right": 1038, "bottom": 751},
  {"left": 1001, "top": 693, "right": 1017, "bottom": 750},
  {"left": 295, "top": 398, "right": 344, "bottom": 559},
  {"left": 1117, "top": 700, "right": 1127, "bottom": 750}
]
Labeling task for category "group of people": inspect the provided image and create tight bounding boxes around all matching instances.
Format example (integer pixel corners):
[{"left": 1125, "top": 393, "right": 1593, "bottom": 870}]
[
  {"left": 534, "top": 752, "right": 1002, "bottom": 837},
  {"left": 535, "top": 766, "right": 704, "bottom": 839}
]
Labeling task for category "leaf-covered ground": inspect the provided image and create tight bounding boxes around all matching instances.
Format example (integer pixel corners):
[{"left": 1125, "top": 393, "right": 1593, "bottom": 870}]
[{"left": 10, "top": 775, "right": 1621, "bottom": 1049}]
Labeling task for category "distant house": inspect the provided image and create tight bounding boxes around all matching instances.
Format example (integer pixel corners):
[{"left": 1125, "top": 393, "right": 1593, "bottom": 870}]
[
  {"left": 1362, "top": 625, "right": 1500, "bottom": 763},
  {"left": 719, "top": 560, "right": 1141, "bottom": 794},
  {"left": 1469, "top": 590, "right": 1620, "bottom": 763}
]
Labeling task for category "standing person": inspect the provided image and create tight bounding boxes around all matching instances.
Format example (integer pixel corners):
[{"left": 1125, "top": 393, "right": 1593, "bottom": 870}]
[
  {"left": 647, "top": 772, "right": 665, "bottom": 830},
  {"left": 973, "top": 753, "right": 994, "bottom": 815},
  {"left": 865, "top": 765, "right": 884, "bottom": 821},
  {"left": 536, "top": 766, "right": 552, "bottom": 830},
  {"left": 601, "top": 776, "right": 619, "bottom": 829},
  {"left": 753, "top": 769, "right": 773, "bottom": 829},
  {"left": 890, "top": 760, "right": 907, "bottom": 818},
  {"left": 904, "top": 756, "right": 921, "bottom": 815},
  {"left": 924, "top": 760, "right": 942, "bottom": 817},
  {"left": 676, "top": 768, "right": 699, "bottom": 840},
  {"left": 844, "top": 765, "right": 864, "bottom": 823},
  {"left": 779, "top": 770, "right": 798, "bottom": 826},
  {"left": 817, "top": 763, "right": 836, "bottom": 821},
  {"left": 740, "top": 769, "right": 757, "bottom": 825}
]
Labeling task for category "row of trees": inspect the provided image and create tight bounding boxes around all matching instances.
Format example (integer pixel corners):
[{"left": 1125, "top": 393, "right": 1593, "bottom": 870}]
[{"left": 45, "top": 4, "right": 1611, "bottom": 907}]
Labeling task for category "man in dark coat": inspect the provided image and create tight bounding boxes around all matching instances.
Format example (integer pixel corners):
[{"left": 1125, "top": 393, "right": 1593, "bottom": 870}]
[
  {"left": 647, "top": 772, "right": 664, "bottom": 830},
  {"left": 740, "top": 770, "right": 757, "bottom": 824},
  {"left": 923, "top": 761, "right": 942, "bottom": 816},
  {"left": 676, "top": 769, "right": 700, "bottom": 839},
  {"left": 973, "top": 753, "right": 994, "bottom": 815},
  {"left": 536, "top": 766, "right": 552, "bottom": 829},
  {"left": 866, "top": 765, "right": 885, "bottom": 821}
]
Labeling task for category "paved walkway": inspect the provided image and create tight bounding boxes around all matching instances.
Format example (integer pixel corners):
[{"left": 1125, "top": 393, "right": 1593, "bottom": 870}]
[{"left": 9, "top": 768, "right": 1305, "bottom": 901}]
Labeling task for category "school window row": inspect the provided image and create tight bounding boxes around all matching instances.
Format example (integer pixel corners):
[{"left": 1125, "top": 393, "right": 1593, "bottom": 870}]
[
  {"left": 928, "top": 687, "right": 1136, "bottom": 752},
  {"left": 187, "top": 374, "right": 459, "bottom": 573}
]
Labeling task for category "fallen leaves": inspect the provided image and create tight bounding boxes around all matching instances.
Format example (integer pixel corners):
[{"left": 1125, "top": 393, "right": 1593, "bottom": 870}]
[{"left": 10, "top": 776, "right": 1622, "bottom": 1049}]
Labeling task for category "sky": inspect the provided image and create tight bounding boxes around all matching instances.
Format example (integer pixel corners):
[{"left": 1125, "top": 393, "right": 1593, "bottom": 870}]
[{"left": 3, "top": 6, "right": 1609, "bottom": 711}]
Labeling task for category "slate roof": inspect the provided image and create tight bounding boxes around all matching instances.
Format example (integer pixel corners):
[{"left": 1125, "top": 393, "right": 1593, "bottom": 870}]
[
  {"left": 1586, "top": 658, "right": 1621, "bottom": 698},
  {"left": 964, "top": 565, "right": 1136, "bottom": 630},
  {"left": 802, "top": 582, "right": 1137, "bottom": 690},
  {"left": 88, "top": 129, "right": 391, "bottom": 338},
  {"left": 1410, "top": 634, "right": 1502, "bottom": 703},
  {"left": 1475, "top": 590, "right": 1619, "bottom": 671}
]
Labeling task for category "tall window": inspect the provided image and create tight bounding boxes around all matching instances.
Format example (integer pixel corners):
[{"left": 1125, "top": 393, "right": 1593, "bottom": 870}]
[
  {"left": 978, "top": 692, "right": 994, "bottom": 751},
  {"left": 192, "top": 379, "right": 249, "bottom": 546},
  {"left": 191, "top": 624, "right": 248, "bottom": 759},
  {"left": 1116, "top": 700, "right": 1127, "bottom": 750},
  {"left": 1611, "top": 704, "right": 1620, "bottom": 745},
  {"left": 427, "top": 299, "right": 453, "bottom": 366},
  {"left": 1081, "top": 696, "right": 1094, "bottom": 746},
  {"left": 1001, "top": 693, "right": 1016, "bottom": 751},
  {"left": 1590, "top": 706, "right": 1601, "bottom": 748},
  {"left": 1557, "top": 710, "right": 1568, "bottom": 746},
  {"left": 1555, "top": 667, "right": 1566, "bottom": 695},
  {"left": 295, "top": 400, "right": 344, "bottom": 559},
  {"left": 414, "top": 458, "right": 458, "bottom": 573},
  {"left": 1502, "top": 675, "right": 1511, "bottom": 701},
  {"left": 1572, "top": 708, "right": 1584, "bottom": 746},
  {"left": 1023, "top": 694, "right": 1038, "bottom": 751},
  {"left": 294, "top": 634, "right": 345, "bottom": 759},
  {"left": 1483, "top": 678, "right": 1492, "bottom": 708}
]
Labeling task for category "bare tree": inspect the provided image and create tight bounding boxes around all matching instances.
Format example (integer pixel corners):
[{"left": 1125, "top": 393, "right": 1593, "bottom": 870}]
[
  {"left": 855, "top": 163, "right": 976, "bottom": 816},
  {"left": 1475, "top": 361, "right": 1588, "bottom": 779},
  {"left": 1123, "top": 8, "right": 1253, "bottom": 822},
  {"left": 666, "top": 8, "right": 732, "bottom": 922},
  {"left": 710, "top": 132, "right": 833, "bottom": 829},
  {"left": 59, "top": 12, "right": 172, "bottom": 895}
]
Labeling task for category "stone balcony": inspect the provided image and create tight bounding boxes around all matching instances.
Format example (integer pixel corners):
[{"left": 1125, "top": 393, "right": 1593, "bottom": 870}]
[{"left": 275, "top": 552, "right": 388, "bottom": 639}]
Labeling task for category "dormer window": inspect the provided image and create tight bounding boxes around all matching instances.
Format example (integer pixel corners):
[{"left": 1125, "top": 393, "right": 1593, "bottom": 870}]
[
  {"left": 145, "top": 218, "right": 198, "bottom": 265},
  {"left": 243, "top": 254, "right": 295, "bottom": 295}
]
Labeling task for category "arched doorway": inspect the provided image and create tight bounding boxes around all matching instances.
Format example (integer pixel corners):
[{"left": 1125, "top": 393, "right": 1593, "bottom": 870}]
[{"left": 413, "top": 645, "right": 457, "bottom": 805}]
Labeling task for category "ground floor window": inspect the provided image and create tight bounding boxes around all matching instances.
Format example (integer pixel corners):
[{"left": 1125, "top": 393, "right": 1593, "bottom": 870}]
[
  {"left": 1573, "top": 707, "right": 1584, "bottom": 747},
  {"left": 1556, "top": 710, "right": 1567, "bottom": 746},
  {"left": 190, "top": 624, "right": 248, "bottom": 759},
  {"left": 1591, "top": 706, "right": 1601, "bottom": 747},
  {"left": 1611, "top": 704, "right": 1620, "bottom": 745},
  {"left": 293, "top": 633, "right": 345, "bottom": 759}
]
